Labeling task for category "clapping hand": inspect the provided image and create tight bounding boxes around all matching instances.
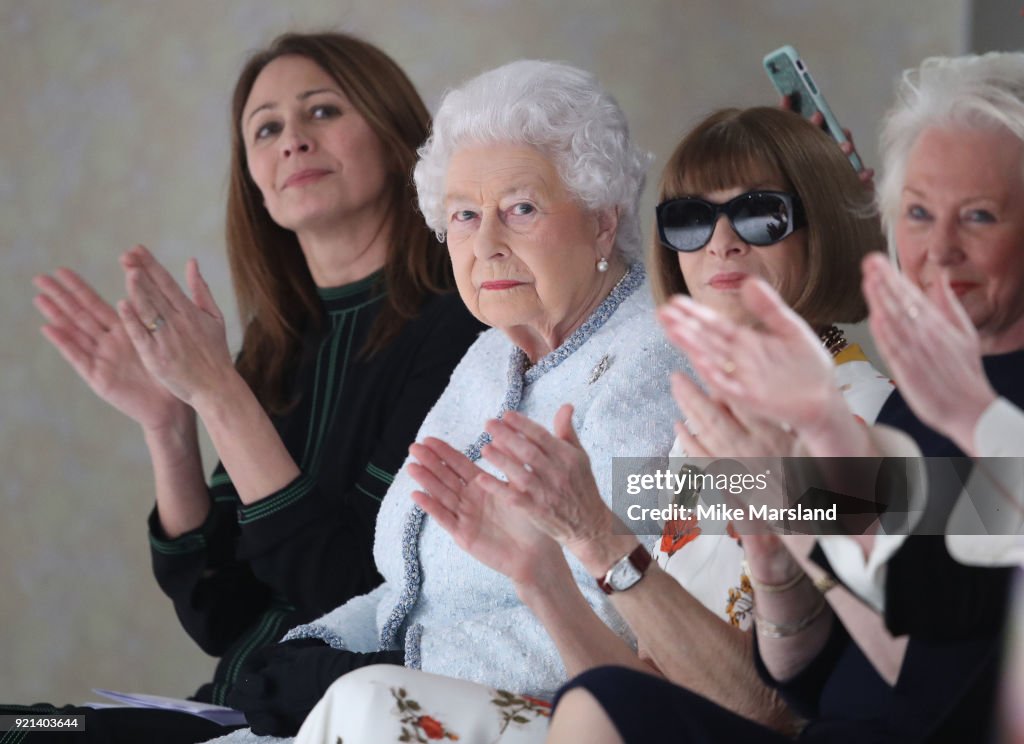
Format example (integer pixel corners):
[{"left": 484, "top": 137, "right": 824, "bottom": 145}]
[
  {"left": 862, "top": 253, "right": 996, "bottom": 455},
  {"left": 117, "top": 245, "right": 233, "bottom": 406},
  {"left": 473, "top": 406, "right": 616, "bottom": 556},
  {"left": 34, "top": 265, "right": 184, "bottom": 431},
  {"left": 409, "top": 437, "right": 562, "bottom": 585},
  {"left": 657, "top": 280, "right": 837, "bottom": 434},
  {"left": 669, "top": 371, "right": 797, "bottom": 458}
]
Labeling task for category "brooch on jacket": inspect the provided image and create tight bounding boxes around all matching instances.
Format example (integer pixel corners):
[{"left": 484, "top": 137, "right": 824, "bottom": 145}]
[{"left": 588, "top": 354, "right": 613, "bottom": 385}]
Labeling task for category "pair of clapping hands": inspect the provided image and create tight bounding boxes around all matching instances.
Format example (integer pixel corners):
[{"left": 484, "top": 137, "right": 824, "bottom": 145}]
[
  {"left": 659, "top": 251, "right": 993, "bottom": 572},
  {"left": 34, "top": 246, "right": 231, "bottom": 431},
  {"left": 407, "top": 405, "right": 608, "bottom": 586},
  {"left": 660, "top": 252, "right": 995, "bottom": 461}
]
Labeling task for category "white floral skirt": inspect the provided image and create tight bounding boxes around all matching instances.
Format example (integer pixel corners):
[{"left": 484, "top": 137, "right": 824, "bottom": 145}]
[{"left": 294, "top": 665, "right": 552, "bottom": 744}]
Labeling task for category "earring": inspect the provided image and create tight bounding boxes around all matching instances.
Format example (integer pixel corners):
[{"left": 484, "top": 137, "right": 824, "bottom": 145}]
[{"left": 596, "top": 256, "right": 609, "bottom": 273}]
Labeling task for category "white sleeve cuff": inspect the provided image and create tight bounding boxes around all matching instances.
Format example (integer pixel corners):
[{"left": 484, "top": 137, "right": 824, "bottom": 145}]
[{"left": 974, "top": 397, "right": 1024, "bottom": 457}]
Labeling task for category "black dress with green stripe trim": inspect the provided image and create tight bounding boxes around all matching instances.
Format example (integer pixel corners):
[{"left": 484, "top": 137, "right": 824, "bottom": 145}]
[{"left": 148, "top": 272, "right": 483, "bottom": 704}]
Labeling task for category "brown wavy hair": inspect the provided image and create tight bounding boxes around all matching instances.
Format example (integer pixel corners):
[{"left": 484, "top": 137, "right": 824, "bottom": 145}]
[
  {"left": 650, "top": 107, "right": 882, "bottom": 327},
  {"left": 226, "top": 32, "right": 453, "bottom": 414}
]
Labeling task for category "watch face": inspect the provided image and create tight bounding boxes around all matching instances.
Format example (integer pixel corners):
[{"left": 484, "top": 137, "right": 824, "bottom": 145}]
[{"left": 609, "top": 557, "right": 642, "bottom": 591}]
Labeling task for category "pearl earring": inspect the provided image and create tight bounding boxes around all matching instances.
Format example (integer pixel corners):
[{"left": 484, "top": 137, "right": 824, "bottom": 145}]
[{"left": 596, "top": 257, "right": 609, "bottom": 273}]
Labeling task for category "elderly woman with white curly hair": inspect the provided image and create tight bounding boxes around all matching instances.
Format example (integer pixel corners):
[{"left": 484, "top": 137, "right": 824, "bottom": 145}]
[{"left": 202, "top": 59, "right": 682, "bottom": 744}]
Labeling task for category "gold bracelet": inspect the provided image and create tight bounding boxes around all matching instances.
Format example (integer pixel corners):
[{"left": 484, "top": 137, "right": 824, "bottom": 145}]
[
  {"left": 742, "top": 559, "right": 806, "bottom": 594},
  {"left": 754, "top": 594, "right": 828, "bottom": 639}
]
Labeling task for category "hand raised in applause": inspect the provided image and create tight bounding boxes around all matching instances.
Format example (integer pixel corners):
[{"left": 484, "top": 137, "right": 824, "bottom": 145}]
[
  {"left": 471, "top": 405, "right": 617, "bottom": 558},
  {"left": 863, "top": 253, "right": 996, "bottom": 456},
  {"left": 34, "top": 265, "right": 185, "bottom": 431},
  {"left": 657, "top": 280, "right": 837, "bottom": 435},
  {"left": 118, "top": 244, "right": 233, "bottom": 407},
  {"left": 669, "top": 371, "right": 797, "bottom": 458},
  {"left": 409, "top": 436, "right": 563, "bottom": 586}
]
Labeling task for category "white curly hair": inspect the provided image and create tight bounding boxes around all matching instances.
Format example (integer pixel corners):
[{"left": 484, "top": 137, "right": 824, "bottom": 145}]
[
  {"left": 877, "top": 51, "right": 1024, "bottom": 232},
  {"left": 413, "top": 59, "right": 652, "bottom": 260}
]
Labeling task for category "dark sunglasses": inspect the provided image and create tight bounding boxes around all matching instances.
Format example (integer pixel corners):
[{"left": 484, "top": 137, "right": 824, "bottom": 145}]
[{"left": 656, "top": 190, "right": 806, "bottom": 253}]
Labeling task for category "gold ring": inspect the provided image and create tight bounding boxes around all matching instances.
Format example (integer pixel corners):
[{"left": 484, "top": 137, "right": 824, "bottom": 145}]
[
  {"left": 144, "top": 314, "right": 165, "bottom": 333},
  {"left": 813, "top": 574, "right": 838, "bottom": 594}
]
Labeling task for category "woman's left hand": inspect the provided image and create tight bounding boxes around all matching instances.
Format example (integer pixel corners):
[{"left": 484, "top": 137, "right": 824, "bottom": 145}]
[
  {"left": 657, "top": 279, "right": 838, "bottom": 434},
  {"left": 117, "top": 245, "right": 234, "bottom": 406},
  {"left": 409, "top": 437, "right": 562, "bottom": 586},
  {"left": 741, "top": 532, "right": 813, "bottom": 585},
  {"left": 473, "top": 405, "right": 614, "bottom": 554},
  {"left": 669, "top": 371, "right": 797, "bottom": 458},
  {"left": 862, "top": 253, "right": 996, "bottom": 456}
]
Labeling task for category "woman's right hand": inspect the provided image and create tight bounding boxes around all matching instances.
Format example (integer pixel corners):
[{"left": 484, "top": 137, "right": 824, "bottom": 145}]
[{"left": 34, "top": 267, "right": 185, "bottom": 431}]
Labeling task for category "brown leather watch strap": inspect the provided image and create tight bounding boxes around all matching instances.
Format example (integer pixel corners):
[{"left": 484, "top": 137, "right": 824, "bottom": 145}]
[{"left": 596, "top": 544, "right": 652, "bottom": 595}]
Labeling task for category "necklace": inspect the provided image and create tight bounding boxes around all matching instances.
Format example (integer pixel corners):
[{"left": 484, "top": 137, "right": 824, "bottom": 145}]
[{"left": 818, "top": 325, "right": 848, "bottom": 357}]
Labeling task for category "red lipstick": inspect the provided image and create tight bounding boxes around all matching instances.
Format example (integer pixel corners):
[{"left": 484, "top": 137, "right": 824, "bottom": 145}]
[{"left": 948, "top": 281, "right": 979, "bottom": 297}]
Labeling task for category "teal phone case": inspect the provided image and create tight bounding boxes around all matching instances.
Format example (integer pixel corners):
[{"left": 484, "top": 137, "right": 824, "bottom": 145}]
[{"left": 763, "top": 45, "right": 864, "bottom": 173}]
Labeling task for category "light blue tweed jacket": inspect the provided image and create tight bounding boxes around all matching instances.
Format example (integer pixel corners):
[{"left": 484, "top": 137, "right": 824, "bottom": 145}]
[{"left": 205, "top": 264, "right": 685, "bottom": 744}]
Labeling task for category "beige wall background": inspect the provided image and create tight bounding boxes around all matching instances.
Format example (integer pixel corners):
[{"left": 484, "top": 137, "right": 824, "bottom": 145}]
[{"left": 2, "top": 0, "right": 968, "bottom": 704}]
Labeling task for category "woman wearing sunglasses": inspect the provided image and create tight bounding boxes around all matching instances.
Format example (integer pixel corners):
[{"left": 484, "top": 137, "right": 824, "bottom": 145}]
[
  {"left": 632, "top": 54, "right": 1024, "bottom": 744},
  {"left": 538, "top": 106, "right": 893, "bottom": 743},
  {"left": 288, "top": 106, "right": 889, "bottom": 744}
]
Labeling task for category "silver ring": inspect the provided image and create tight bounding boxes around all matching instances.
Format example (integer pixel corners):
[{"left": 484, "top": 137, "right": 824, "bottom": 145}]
[
  {"left": 905, "top": 304, "right": 920, "bottom": 320},
  {"left": 522, "top": 462, "right": 534, "bottom": 474},
  {"left": 144, "top": 314, "right": 165, "bottom": 333}
]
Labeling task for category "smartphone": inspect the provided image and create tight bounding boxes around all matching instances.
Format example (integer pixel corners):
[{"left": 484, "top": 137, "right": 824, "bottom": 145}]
[{"left": 763, "top": 45, "right": 864, "bottom": 173}]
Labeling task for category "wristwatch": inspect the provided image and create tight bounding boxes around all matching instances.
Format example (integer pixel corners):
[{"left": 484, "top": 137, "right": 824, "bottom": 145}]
[{"left": 596, "top": 544, "right": 652, "bottom": 594}]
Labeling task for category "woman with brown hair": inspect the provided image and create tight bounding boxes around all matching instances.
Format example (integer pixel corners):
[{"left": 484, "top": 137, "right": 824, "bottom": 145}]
[{"left": 27, "top": 31, "right": 481, "bottom": 740}]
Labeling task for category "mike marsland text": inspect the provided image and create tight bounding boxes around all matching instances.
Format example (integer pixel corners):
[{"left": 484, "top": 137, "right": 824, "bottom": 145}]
[{"left": 625, "top": 503, "right": 839, "bottom": 522}]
